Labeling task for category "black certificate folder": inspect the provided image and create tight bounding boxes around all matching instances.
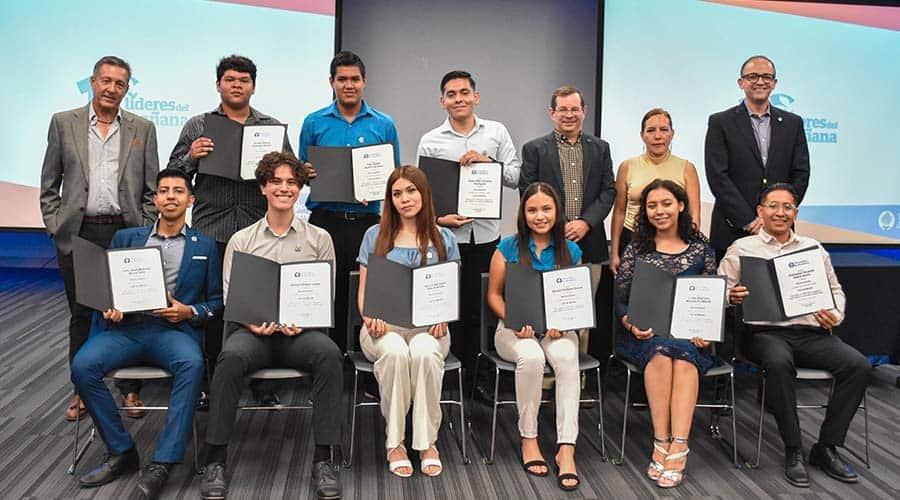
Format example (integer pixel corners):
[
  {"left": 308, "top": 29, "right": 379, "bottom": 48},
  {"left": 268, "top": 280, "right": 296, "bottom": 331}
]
[
  {"left": 504, "top": 264, "right": 596, "bottom": 333},
  {"left": 308, "top": 143, "right": 396, "bottom": 204},
  {"left": 198, "top": 114, "right": 287, "bottom": 181},
  {"left": 363, "top": 255, "right": 461, "bottom": 328},
  {"left": 224, "top": 252, "right": 334, "bottom": 329},
  {"left": 740, "top": 246, "right": 836, "bottom": 322},
  {"left": 72, "top": 236, "right": 168, "bottom": 314},
  {"left": 418, "top": 156, "right": 503, "bottom": 220}
]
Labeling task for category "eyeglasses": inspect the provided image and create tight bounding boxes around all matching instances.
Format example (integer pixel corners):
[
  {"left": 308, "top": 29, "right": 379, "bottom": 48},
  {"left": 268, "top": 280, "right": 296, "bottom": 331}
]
[
  {"left": 554, "top": 107, "right": 583, "bottom": 115},
  {"left": 761, "top": 201, "right": 796, "bottom": 212},
  {"left": 741, "top": 73, "right": 775, "bottom": 84}
]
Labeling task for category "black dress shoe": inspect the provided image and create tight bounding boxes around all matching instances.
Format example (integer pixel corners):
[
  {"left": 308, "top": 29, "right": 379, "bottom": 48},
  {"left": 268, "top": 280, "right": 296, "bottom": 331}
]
[
  {"left": 784, "top": 448, "right": 810, "bottom": 488},
  {"left": 136, "top": 463, "right": 170, "bottom": 499},
  {"left": 200, "top": 462, "right": 228, "bottom": 499},
  {"left": 313, "top": 460, "right": 342, "bottom": 499},
  {"left": 809, "top": 443, "right": 859, "bottom": 483},
  {"left": 78, "top": 448, "right": 140, "bottom": 488}
]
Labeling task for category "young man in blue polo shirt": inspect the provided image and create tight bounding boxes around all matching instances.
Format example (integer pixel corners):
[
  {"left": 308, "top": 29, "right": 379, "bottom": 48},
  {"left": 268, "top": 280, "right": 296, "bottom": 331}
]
[{"left": 299, "top": 50, "right": 400, "bottom": 351}]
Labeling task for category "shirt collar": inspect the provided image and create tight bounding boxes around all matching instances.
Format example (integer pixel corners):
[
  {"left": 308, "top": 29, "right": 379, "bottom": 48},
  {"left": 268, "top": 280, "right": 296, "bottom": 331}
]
[
  {"left": 326, "top": 100, "right": 371, "bottom": 120},
  {"left": 88, "top": 104, "right": 122, "bottom": 124},
  {"left": 527, "top": 235, "right": 555, "bottom": 254},
  {"left": 744, "top": 100, "right": 771, "bottom": 118},
  {"left": 554, "top": 130, "right": 582, "bottom": 145},
  {"left": 262, "top": 213, "right": 301, "bottom": 237},
  {"left": 438, "top": 114, "right": 484, "bottom": 137},
  {"left": 758, "top": 227, "right": 798, "bottom": 246},
  {"left": 149, "top": 219, "right": 188, "bottom": 239},
  {"left": 213, "top": 104, "right": 259, "bottom": 120}
]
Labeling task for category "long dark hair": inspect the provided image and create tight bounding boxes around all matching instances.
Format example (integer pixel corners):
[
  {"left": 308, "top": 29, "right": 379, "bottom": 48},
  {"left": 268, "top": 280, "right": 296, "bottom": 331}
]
[
  {"left": 516, "top": 182, "right": 572, "bottom": 267},
  {"left": 632, "top": 179, "right": 699, "bottom": 254},
  {"left": 375, "top": 165, "right": 447, "bottom": 265}
]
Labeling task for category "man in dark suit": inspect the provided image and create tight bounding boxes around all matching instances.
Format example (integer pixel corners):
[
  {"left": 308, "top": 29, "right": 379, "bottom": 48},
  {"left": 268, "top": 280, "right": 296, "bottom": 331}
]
[
  {"left": 519, "top": 86, "right": 616, "bottom": 264},
  {"left": 705, "top": 55, "right": 810, "bottom": 259},
  {"left": 40, "top": 56, "right": 159, "bottom": 421},
  {"left": 71, "top": 168, "right": 223, "bottom": 498}
]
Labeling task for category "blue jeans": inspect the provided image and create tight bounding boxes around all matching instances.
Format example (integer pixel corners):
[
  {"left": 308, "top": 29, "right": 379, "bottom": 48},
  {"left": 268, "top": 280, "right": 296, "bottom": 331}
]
[{"left": 71, "top": 318, "right": 204, "bottom": 463}]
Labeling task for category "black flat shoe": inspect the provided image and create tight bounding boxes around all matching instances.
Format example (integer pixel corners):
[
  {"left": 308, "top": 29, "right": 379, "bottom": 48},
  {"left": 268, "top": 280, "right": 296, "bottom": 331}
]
[
  {"left": 136, "top": 463, "right": 170, "bottom": 499},
  {"left": 522, "top": 459, "right": 548, "bottom": 477},
  {"left": 809, "top": 443, "right": 858, "bottom": 483},
  {"left": 78, "top": 448, "right": 140, "bottom": 488},
  {"left": 784, "top": 448, "right": 810, "bottom": 488},
  {"left": 313, "top": 460, "right": 342, "bottom": 499}
]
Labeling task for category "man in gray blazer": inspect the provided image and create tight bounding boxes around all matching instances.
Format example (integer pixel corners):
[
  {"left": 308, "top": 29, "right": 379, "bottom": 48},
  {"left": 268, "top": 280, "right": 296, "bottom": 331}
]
[{"left": 40, "top": 55, "right": 159, "bottom": 421}]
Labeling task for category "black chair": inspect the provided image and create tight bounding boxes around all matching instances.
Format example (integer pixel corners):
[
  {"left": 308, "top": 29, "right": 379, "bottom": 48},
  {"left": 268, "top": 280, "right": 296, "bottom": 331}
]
[
  {"left": 605, "top": 311, "right": 739, "bottom": 467},
  {"left": 471, "top": 273, "right": 607, "bottom": 464},
  {"left": 69, "top": 367, "right": 201, "bottom": 475},
  {"left": 345, "top": 271, "right": 468, "bottom": 466}
]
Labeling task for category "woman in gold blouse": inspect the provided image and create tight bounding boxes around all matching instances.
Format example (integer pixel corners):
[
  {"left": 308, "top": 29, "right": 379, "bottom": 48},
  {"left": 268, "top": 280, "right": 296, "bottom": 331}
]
[{"left": 609, "top": 108, "right": 701, "bottom": 274}]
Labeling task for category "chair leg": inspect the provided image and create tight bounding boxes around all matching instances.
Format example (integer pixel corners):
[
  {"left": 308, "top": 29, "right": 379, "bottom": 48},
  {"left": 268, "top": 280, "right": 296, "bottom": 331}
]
[
  {"left": 346, "top": 370, "right": 360, "bottom": 468},
  {"left": 457, "top": 368, "right": 469, "bottom": 464},
  {"left": 469, "top": 353, "right": 482, "bottom": 404},
  {"left": 730, "top": 372, "right": 739, "bottom": 467},
  {"left": 863, "top": 390, "right": 869, "bottom": 468},
  {"left": 193, "top": 417, "right": 203, "bottom": 475},
  {"left": 595, "top": 367, "right": 607, "bottom": 461},
  {"left": 487, "top": 367, "right": 500, "bottom": 465},
  {"left": 752, "top": 375, "right": 766, "bottom": 468},
  {"left": 616, "top": 368, "right": 632, "bottom": 466}
]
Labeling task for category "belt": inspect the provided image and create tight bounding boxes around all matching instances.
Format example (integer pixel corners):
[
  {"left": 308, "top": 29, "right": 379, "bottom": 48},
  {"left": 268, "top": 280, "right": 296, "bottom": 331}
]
[
  {"left": 82, "top": 214, "right": 125, "bottom": 224},
  {"left": 318, "top": 209, "right": 379, "bottom": 221}
]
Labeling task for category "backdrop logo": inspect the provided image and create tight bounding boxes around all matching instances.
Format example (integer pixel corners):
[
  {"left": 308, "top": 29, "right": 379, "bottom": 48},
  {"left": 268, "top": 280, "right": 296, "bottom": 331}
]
[
  {"left": 878, "top": 210, "right": 896, "bottom": 231},
  {"left": 770, "top": 93, "right": 794, "bottom": 111},
  {"left": 76, "top": 74, "right": 191, "bottom": 128}
]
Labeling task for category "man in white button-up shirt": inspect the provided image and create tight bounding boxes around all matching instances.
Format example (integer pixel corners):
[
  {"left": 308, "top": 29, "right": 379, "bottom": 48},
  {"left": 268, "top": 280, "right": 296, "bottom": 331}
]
[
  {"left": 719, "top": 183, "right": 868, "bottom": 488},
  {"left": 416, "top": 70, "right": 521, "bottom": 386}
]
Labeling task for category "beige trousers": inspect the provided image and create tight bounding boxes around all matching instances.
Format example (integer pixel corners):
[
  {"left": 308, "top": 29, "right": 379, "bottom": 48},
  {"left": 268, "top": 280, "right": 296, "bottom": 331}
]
[
  {"left": 494, "top": 320, "right": 580, "bottom": 444},
  {"left": 360, "top": 324, "right": 450, "bottom": 451}
]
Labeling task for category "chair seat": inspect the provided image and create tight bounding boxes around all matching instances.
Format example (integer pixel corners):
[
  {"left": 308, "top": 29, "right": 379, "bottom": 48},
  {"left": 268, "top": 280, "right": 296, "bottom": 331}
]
[
  {"left": 248, "top": 368, "right": 310, "bottom": 380},
  {"left": 107, "top": 366, "right": 172, "bottom": 380},
  {"left": 347, "top": 351, "right": 462, "bottom": 372},
  {"left": 487, "top": 350, "right": 600, "bottom": 372},
  {"left": 796, "top": 367, "right": 833, "bottom": 380}
]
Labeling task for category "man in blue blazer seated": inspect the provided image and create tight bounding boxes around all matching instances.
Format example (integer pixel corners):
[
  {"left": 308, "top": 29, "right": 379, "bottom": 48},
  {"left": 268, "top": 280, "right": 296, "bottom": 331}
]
[{"left": 70, "top": 168, "right": 223, "bottom": 499}]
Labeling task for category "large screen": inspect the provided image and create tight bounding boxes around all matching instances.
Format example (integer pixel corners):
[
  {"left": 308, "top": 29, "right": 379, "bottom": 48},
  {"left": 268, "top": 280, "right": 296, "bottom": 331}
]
[
  {"left": 601, "top": 0, "right": 900, "bottom": 244},
  {"left": 0, "top": 0, "right": 336, "bottom": 228}
]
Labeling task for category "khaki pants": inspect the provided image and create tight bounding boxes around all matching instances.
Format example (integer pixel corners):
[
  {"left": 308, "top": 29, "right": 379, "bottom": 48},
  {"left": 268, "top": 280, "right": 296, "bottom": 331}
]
[
  {"left": 494, "top": 321, "right": 580, "bottom": 444},
  {"left": 361, "top": 324, "right": 450, "bottom": 451}
]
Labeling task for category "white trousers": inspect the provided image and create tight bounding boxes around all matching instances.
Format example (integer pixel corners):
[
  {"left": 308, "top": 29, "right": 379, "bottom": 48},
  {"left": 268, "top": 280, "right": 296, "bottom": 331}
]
[
  {"left": 494, "top": 320, "right": 580, "bottom": 444},
  {"left": 361, "top": 324, "right": 450, "bottom": 451}
]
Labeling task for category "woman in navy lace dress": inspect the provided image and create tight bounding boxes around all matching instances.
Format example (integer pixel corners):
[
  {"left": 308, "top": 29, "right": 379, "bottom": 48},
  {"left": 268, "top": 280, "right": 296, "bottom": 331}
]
[{"left": 615, "top": 179, "right": 717, "bottom": 488}]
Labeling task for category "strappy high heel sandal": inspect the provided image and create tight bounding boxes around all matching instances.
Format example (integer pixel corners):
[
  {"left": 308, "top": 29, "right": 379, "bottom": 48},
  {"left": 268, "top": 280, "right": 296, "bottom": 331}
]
[
  {"left": 657, "top": 436, "right": 690, "bottom": 488},
  {"left": 647, "top": 436, "right": 670, "bottom": 481},
  {"left": 387, "top": 445, "right": 413, "bottom": 478}
]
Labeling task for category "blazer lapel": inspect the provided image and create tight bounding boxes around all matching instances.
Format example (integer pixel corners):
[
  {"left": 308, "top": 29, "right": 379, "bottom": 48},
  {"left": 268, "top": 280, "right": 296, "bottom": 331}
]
[
  {"left": 72, "top": 106, "right": 91, "bottom": 181},
  {"left": 544, "top": 134, "right": 564, "bottom": 192},
  {"left": 581, "top": 135, "right": 595, "bottom": 191},
  {"left": 733, "top": 106, "right": 764, "bottom": 168},
  {"left": 117, "top": 114, "right": 136, "bottom": 183},
  {"left": 172, "top": 228, "right": 198, "bottom": 298}
]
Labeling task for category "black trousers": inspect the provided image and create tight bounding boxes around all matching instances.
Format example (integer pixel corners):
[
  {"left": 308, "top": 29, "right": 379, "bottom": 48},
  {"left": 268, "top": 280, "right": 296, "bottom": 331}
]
[
  {"left": 57, "top": 221, "right": 138, "bottom": 394},
  {"left": 201, "top": 241, "right": 229, "bottom": 385},
  {"left": 744, "top": 326, "right": 870, "bottom": 449},
  {"left": 205, "top": 328, "right": 344, "bottom": 446},
  {"left": 308, "top": 209, "right": 380, "bottom": 352},
  {"left": 453, "top": 237, "right": 499, "bottom": 388}
]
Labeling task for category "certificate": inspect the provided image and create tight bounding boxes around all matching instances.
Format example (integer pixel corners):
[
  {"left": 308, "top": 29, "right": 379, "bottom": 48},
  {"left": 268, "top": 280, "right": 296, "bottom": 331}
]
[
  {"left": 363, "top": 255, "right": 460, "bottom": 328},
  {"left": 457, "top": 162, "right": 502, "bottom": 219},
  {"left": 351, "top": 144, "right": 396, "bottom": 202},
  {"left": 199, "top": 114, "right": 286, "bottom": 181},
  {"left": 541, "top": 266, "right": 596, "bottom": 331},
  {"left": 670, "top": 277, "right": 727, "bottom": 342},
  {"left": 741, "top": 246, "right": 836, "bottom": 321},
  {"left": 241, "top": 125, "right": 288, "bottom": 180},
  {"left": 309, "top": 144, "right": 396, "bottom": 204},
  {"left": 418, "top": 156, "right": 503, "bottom": 219},
  {"left": 224, "top": 252, "right": 334, "bottom": 329},
  {"left": 627, "top": 260, "right": 726, "bottom": 341},
  {"left": 505, "top": 264, "right": 596, "bottom": 333},
  {"left": 72, "top": 236, "right": 168, "bottom": 313}
]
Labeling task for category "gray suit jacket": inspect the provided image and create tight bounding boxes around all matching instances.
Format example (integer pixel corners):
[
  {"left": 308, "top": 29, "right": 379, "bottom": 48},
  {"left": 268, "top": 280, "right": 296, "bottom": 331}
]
[{"left": 40, "top": 104, "right": 159, "bottom": 254}]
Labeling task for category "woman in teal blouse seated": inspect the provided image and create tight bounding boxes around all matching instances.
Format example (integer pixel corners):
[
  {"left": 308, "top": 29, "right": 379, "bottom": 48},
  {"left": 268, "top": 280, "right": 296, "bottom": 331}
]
[
  {"left": 486, "top": 182, "right": 583, "bottom": 491},
  {"left": 357, "top": 166, "right": 459, "bottom": 478}
]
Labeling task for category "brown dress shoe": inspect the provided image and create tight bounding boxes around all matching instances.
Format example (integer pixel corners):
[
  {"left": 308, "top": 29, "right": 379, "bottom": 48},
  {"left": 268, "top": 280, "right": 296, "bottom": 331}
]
[
  {"left": 122, "top": 393, "right": 146, "bottom": 419},
  {"left": 65, "top": 395, "right": 88, "bottom": 421}
]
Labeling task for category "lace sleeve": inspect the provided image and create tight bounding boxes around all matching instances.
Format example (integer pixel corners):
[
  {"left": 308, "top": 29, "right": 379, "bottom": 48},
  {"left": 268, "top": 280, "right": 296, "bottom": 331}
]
[
  {"left": 614, "top": 242, "right": 637, "bottom": 318},
  {"left": 703, "top": 243, "right": 717, "bottom": 275}
]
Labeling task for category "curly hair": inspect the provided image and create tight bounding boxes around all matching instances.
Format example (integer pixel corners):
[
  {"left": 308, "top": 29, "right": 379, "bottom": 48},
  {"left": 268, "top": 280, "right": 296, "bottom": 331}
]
[
  {"left": 632, "top": 179, "right": 700, "bottom": 254},
  {"left": 254, "top": 151, "right": 307, "bottom": 188}
]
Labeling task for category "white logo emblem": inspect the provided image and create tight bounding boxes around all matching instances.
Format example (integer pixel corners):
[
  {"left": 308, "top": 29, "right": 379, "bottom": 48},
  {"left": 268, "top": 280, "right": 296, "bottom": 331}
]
[{"left": 877, "top": 210, "right": 895, "bottom": 231}]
